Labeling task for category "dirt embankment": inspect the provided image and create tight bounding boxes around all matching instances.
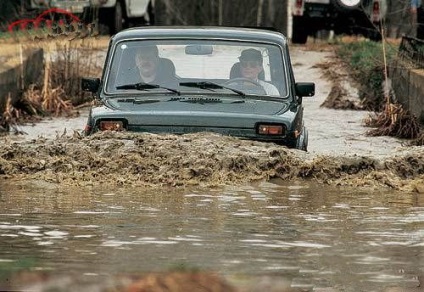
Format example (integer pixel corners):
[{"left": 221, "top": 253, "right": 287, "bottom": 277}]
[{"left": 1, "top": 131, "right": 424, "bottom": 193}]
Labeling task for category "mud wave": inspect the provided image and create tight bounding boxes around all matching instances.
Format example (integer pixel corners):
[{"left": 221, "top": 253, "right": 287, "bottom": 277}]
[{"left": 1, "top": 131, "right": 423, "bottom": 193}]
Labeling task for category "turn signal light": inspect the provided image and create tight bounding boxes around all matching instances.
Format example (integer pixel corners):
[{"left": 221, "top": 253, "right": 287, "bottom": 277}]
[
  {"left": 99, "top": 120, "right": 125, "bottom": 131},
  {"left": 257, "top": 124, "right": 284, "bottom": 135}
]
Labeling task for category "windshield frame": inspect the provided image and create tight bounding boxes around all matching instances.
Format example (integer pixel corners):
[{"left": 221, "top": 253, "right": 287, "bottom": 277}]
[{"left": 103, "top": 38, "right": 290, "bottom": 99}]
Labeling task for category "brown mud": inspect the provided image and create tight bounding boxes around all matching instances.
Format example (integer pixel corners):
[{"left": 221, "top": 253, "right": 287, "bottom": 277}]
[
  {"left": 316, "top": 60, "right": 364, "bottom": 110},
  {"left": 1, "top": 130, "right": 424, "bottom": 193}
]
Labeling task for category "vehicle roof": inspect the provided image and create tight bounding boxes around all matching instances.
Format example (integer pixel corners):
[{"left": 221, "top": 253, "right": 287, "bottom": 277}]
[{"left": 110, "top": 26, "right": 288, "bottom": 46}]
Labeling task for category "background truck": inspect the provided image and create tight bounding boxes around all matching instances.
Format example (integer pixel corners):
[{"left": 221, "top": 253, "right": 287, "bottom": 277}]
[
  {"left": 290, "top": 0, "right": 387, "bottom": 44},
  {"left": 29, "top": 0, "right": 155, "bottom": 34}
]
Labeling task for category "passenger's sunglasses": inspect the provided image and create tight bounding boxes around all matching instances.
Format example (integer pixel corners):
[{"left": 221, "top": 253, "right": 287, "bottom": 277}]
[{"left": 240, "top": 61, "right": 261, "bottom": 68}]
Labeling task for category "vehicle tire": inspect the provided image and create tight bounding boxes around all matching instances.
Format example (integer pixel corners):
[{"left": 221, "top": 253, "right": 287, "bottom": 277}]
[
  {"left": 292, "top": 16, "right": 308, "bottom": 44},
  {"left": 296, "top": 127, "right": 308, "bottom": 151},
  {"left": 331, "top": 0, "right": 362, "bottom": 11},
  {"left": 108, "top": 1, "right": 124, "bottom": 34}
]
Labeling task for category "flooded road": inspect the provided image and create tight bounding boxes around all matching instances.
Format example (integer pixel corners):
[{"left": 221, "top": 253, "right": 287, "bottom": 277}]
[
  {"left": 12, "top": 45, "right": 408, "bottom": 158},
  {"left": 1, "top": 180, "right": 423, "bottom": 291},
  {"left": 1, "top": 45, "right": 424, "bottom": 291}
]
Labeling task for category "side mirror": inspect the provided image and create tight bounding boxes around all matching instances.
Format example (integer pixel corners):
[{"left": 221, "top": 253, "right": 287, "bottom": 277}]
[
  {"left": 295, "top": 82, "right": 315, "bottom": 97},
  {"left": 81, "top": 77, "right": 100, "bottom": 93}
]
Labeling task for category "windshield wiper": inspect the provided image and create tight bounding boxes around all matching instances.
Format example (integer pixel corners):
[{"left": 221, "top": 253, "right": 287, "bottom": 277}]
[
  {"left": 117, "top": 98, "right": 161, "bottom": 104},
  {"left": 116, "top": 82, "right": 180, "bottom": 95},
  {"left": 116, "top": 96, "right": 245, "bottom": 105},
  {"left": 179, "top": 81, "right": 245, "bottom": 97}
]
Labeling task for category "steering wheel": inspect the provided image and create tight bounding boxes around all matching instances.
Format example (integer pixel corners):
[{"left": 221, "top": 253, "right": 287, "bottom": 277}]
[{"left": 223, "top": 78, "right": 266, "bottom": 95}]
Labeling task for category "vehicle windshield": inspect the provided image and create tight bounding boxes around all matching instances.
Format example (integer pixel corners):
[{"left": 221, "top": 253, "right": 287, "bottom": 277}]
[{"left": 105, "top": 39, "right": 289, "bottom": 98}]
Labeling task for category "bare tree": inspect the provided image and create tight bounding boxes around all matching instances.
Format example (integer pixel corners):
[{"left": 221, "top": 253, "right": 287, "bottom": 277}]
[
  {"left": 257, "top": 0, "right": 265, "bottom": 26},
  {"left": 265, "top": 0, "right": 276, "bottom": 28},
  {"left": 218, "top": 0, "right": 223, "bottom": 25}
]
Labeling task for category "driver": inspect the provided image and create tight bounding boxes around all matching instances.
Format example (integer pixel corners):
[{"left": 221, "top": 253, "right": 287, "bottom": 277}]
[
  {"left": 135, "top": 45, "right": 161, "bottom": 83},
  {"left": 238, "top": 48, "right": 279, "bottom": 96},
  {"left": 134, "top": 45, "right": 178, "bottom": 88}
]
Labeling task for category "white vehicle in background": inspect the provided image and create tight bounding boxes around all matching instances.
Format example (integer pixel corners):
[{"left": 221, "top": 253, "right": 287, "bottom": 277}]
[
  {"left": 290, "top": 0, "right": 387, "bottom": 44},
  {"left": 29, "top": 0, "right": 155, "bottom": 34}
]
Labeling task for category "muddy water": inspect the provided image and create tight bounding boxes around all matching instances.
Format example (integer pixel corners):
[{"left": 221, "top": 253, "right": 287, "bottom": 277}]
[
  {"left": 0, "top": 180, "right": 423, "bottom": 291},
  {"left": 1, "top": 45, "right": 424, "bottom": 291}
]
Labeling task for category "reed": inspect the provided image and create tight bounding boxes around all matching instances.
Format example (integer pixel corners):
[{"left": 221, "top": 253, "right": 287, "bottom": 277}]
[
  {"left": 364, "top": 103, "right": 421, "bottom": 139},
  {"left": 1, "top": 36, "right": 106, "bottom": 125}
]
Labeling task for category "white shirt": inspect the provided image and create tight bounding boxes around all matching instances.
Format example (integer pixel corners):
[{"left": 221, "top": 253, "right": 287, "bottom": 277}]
[{"left": 258, "top": 80, "right": 280, "bottom": 96}]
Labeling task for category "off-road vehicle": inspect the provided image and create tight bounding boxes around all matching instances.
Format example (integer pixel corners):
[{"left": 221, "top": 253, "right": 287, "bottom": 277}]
[
  {"left": 291, "top": 0, "right": 387, "bottom": 43},
  {"left": 82, "top": 27, "right": 315, "bottom": 151}
]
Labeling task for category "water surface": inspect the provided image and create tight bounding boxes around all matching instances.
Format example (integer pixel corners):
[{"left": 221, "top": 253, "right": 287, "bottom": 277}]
[{"left": 0, "top": 179, "right": 422, "bottom": 291}]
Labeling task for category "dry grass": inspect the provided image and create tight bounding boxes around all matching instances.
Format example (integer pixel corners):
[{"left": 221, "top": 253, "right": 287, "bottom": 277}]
[
  {"left": 410, "top": 133, "right": 424, "bottom": 145},
  {"left": 364, "top": 102, "right": 421, "bottom": 139},
  {"left": 1, "top": 36, "right": 107, "bottom": 125}
]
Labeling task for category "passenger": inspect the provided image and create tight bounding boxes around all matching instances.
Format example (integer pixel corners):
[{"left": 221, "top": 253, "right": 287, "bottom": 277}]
[
  {"left": 238, "top": 48, "right": 279, "bottom": 96},
  {"left": 135, "top": 45, "right": 177, "bottom": 88}
]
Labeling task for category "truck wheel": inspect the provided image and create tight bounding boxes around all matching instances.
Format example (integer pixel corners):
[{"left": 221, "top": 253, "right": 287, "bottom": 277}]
[
  {"left": 109, "top": 1, "right": 124, "bottom": 34},
  {"left": 292, "top": 16, "right": 308, "bottom": 44},
  {"left": 332, "top": 0, "right": 362, "bottom": 11}
]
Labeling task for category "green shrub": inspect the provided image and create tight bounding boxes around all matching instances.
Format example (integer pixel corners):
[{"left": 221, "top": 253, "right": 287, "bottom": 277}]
[{"left": 335, "top": 40, "right": 398, "bottom": 111}]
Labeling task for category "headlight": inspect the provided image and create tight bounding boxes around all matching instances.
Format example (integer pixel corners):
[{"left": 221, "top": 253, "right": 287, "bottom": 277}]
[
  {"left": 257, "top": 124, "right": 285, "bottom": 135},
  {"left": 98, "top": 120, "right": 125, "bottom": 131}
]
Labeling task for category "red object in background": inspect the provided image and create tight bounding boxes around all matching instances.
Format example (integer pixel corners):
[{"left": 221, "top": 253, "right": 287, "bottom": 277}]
[
  {"left": 371, "top": 0, "right": 380, "bottom": 22},
  {"left": 7, "top": 8, "right": 81, "bottom": 32}
]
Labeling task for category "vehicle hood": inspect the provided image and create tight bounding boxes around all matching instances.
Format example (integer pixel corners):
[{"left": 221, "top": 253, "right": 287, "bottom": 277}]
[{"left": 103, "top": 95, "right": 290, "bottom": 115}]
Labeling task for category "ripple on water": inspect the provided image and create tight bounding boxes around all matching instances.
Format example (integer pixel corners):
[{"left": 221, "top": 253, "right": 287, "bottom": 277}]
[
  {"left": 0, "top": 224, "right": 41, "bottom": 231},
  {"left": 44, "top": 230, "right": 69, "bottom": 238},
  {"left": 168, "top": 235, "right": 203, "bottom": 242},
  {"left": 101, "top": 237, "right": 179, "bottom": 248}
]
